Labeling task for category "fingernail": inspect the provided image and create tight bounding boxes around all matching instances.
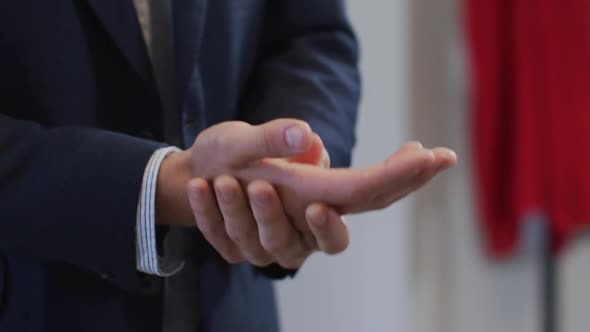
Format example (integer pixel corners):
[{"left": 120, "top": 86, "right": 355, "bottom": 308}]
[
  {"left": 285, "top": 125, "right": 305, "bottom": 151},
  {"left": 446, "top": 150, "right": 458, "bottom": 164}
]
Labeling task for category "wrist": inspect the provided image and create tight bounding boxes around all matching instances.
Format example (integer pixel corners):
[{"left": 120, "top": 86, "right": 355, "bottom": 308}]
[{"left": 156, "top": 149, "right": 193, "bottom": 226}]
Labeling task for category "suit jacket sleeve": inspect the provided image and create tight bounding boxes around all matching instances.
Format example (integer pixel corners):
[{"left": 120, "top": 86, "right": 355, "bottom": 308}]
[
  {"left": 238, "top": 0, "right": 361, "bottom": 278},
  {"left": 0, "top": 114, "right": 162, "bottom": 291}
]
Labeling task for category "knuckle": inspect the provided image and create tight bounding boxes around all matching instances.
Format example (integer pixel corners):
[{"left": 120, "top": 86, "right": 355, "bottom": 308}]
[
  {"left": 226, "top": 227, "right": 242, "bottom": 243},
  {"left": 256, "top": 128, "right": 276, "bottom": 156},
  {"left": 216, "top": 182, "right": 239, "bottom": 205},
  {"left": 250, "top": 188, "right": 274, "bottom": 211},
  {"left": 226, "top": 226, "right": 257, "bottom": 245},
  {"left": 190, "top": 196, "right": 213, "bottom": 216},
  {"left": 262, "top": 236, "right": 286, "bottom": 253}
]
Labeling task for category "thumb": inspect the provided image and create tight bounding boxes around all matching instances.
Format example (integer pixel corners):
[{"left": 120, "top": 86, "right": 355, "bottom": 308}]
[
  {"left": 233, "top": 119, "right": 314, "bottom": 164},
  {"left": 288, "top": 133, "right": 325, "bottom": 166}
]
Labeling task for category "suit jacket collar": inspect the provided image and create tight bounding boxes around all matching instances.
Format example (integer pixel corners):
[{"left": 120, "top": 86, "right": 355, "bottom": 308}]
[
  {"left": 86, "top": 0, "right": 155, "bottom": 87},
  {"left": 86, "top": 0, "right": 209, "bottom": 108}
]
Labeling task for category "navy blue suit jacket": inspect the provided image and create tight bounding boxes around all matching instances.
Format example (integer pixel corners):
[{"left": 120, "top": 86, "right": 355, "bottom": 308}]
[{"left": 0, "top": 1, "right": 360, "bottom": 331}]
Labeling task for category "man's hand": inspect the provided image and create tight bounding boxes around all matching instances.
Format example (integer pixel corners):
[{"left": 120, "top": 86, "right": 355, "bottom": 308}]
[
  {"left": 156, "top": 119, "right": 348, "bottom": 268},
  {"left": 155, "top": 119, "right": 457, "bottom": 268},
  {"left": 191, "top": 133, "right": 346, "bottom": 268}
]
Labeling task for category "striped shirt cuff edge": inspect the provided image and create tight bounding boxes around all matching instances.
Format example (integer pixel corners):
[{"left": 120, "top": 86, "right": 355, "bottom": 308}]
[{"left": 136, "top": 146, "right": 184, "bottom": 277}]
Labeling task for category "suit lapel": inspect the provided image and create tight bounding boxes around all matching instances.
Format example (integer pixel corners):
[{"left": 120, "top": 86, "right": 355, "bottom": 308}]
[
  {"left": 86, "top": 0, "right": 154, "bottom": 86},
  {"left": 172, "top": 0, "right": 209, "bottom": 108}
]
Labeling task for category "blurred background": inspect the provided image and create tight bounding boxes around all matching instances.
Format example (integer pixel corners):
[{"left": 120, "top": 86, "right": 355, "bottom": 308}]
[{"left": 275, "top": 1, "right": 590, "bottom": 332}]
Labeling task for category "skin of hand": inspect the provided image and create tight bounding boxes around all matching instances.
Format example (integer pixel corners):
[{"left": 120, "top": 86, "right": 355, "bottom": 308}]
[
  {"left": 156, "top": 120, "right": 346, "bottom": 268},
  {"left": 156, "top": 119, "right": 457, "bottom": 268},
  {"left": 186, "top": 140, "right": 339, "bottom": 268},
  {"left": 245, "top": 142, "right": 456, "bottom": 233}
]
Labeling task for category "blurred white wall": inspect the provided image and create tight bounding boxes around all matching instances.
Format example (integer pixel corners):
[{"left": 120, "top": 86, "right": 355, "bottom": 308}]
[{"left": 275, "top": 1, "right": 414, "bottom": 331}]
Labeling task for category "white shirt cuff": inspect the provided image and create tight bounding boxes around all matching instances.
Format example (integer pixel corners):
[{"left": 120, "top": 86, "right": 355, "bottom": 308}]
[{"left": 136, "top": 146, "right": 184, "bottom": 276}]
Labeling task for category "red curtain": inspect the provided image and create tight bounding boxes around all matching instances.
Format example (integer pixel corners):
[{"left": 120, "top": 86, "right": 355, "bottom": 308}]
[{"left": 465, "top": 0, "right": 590, "bottom": 256}]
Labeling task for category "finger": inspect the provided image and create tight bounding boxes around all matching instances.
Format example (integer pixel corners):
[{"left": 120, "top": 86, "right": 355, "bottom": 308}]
[
  {"left": 230, "top": 119, "right": 314, "bottom": 165},
  {"left": 383, "top": 148, "right": 459, "bottom": 204},
  {"left": 243, "top": 145, "right": 436, "bottom": 210},
  {"left": 431, "top": 147, "right": 458, "bottom": 171},
  {"left": 187, "top": 178, "right": 244, "bottom": 264},
  {"left": 306, "top": 203, "right": 349, "bottom": 255},
  {"left": 302, "top": 232, "right": 320, "bottom": 252},
  {"left": 359, "top": 147, "right": 459, "bottom": 210},
  {"left": 213, "top": 176, "right": 274, "bottom": 267},
  {"left": 352, "top": 148, "right": 437, "bottom": 212},
  {"left": 247, "top": 180, "right": 309, "bottom": 269}
]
